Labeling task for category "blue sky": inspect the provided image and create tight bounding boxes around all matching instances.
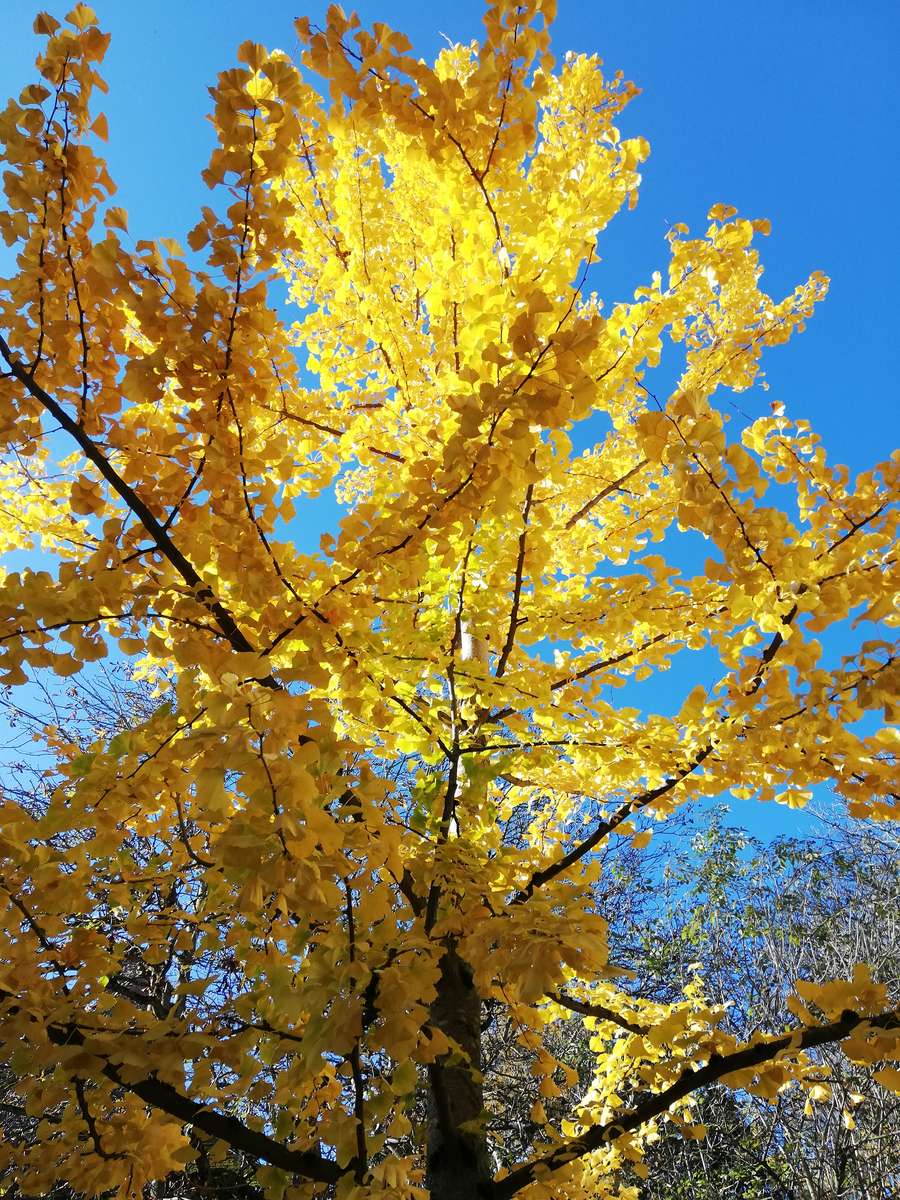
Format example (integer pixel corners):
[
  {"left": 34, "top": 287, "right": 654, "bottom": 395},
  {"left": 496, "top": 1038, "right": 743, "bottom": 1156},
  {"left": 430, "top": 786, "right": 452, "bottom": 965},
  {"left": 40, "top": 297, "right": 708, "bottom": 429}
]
[{"left": 2, "top": 1, "right": 898, "bottom": 839}]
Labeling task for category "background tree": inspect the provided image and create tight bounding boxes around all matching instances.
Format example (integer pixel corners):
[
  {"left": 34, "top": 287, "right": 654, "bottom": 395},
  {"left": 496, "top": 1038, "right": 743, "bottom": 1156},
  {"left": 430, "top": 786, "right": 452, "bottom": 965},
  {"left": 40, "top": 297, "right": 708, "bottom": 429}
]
[
  {"left": 0, "top": 4, "right": 898, "bottom": 1200},
  {"left": 626, "top": 813, "right": 900, "bottom": 1198}
]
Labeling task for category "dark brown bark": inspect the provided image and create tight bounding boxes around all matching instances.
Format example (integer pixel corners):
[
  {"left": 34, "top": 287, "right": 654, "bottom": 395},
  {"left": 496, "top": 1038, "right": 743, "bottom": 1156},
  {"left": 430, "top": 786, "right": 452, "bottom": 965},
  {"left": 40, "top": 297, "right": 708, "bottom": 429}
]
[{"left": 426, "top": 948, "right": 492, "bottom": 1200}]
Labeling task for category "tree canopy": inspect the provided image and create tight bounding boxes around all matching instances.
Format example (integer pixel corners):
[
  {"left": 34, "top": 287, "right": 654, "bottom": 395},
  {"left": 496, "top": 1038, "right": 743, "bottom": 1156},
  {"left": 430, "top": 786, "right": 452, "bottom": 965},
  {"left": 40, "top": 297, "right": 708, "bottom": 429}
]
[{"left": 0, "top": 4, "right": 898, "bottom": 1199}]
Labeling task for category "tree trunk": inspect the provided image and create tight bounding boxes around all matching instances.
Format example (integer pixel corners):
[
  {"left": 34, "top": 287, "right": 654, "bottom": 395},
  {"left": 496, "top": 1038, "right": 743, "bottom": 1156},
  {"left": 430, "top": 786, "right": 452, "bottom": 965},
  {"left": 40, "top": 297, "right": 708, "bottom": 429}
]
[{"left": 426, "top": 947, "right": 492, "bottom": 1200}]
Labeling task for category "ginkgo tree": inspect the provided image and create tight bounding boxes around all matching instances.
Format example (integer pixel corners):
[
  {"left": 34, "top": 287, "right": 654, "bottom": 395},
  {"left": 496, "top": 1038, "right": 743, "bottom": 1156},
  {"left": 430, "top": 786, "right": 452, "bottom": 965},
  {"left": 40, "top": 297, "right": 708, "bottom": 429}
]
[{"left": 0, "top": 3, "right": 897, "bottom": 1199}]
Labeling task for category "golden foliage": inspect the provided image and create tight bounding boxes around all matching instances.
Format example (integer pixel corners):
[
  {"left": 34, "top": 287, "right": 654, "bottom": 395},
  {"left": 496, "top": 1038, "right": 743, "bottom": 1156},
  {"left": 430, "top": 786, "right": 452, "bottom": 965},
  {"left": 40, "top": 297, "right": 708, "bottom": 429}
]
[{"left": 0, "top": 4, "right": 897, "bottom": 1197}]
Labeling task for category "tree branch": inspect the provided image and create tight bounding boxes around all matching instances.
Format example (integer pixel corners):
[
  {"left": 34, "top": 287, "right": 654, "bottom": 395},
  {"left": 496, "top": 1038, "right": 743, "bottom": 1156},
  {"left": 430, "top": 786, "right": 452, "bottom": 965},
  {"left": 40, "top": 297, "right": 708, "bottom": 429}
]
[
  {"left": 511, "top": 744, "right": 714, "bottom": 904},
  {"left": 493, "top": 1009, "right": 900, "bottom": 1199},
  {"left": 563, "top": 461, "right": 647, "bottom": 531},
  {"left": 0, "top": 333, "right": 265, "bottom": 667},
  {"left": 0, "top": 988, "right": 343, "bottom": 1184},
  {"left": 547, "top": 991, "right": 648, "bottom": 1036},
  {"left": 495, "top": 481, "right": 534, "bottom": 679}
]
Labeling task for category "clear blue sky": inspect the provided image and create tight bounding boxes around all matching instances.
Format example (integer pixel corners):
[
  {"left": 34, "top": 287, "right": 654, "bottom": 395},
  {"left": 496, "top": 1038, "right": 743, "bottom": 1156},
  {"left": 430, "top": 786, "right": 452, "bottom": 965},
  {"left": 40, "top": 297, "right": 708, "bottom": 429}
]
[{"left": 2, "top": 1, "right": 898, "bottom": 839}]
